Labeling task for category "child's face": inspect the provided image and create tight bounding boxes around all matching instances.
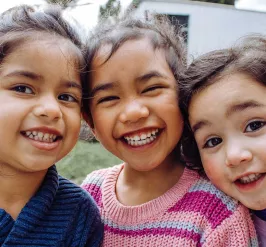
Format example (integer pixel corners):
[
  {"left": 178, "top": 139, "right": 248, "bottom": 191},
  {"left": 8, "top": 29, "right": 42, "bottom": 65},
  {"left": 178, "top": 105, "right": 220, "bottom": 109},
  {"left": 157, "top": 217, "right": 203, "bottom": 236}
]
[
  {"left": 189, "top": 73, "right": 266, "bottom": 210},
  {"left": 0, "top": 38, "right": 82, "bottom": 174},
  {"left": 89, "top": 38, "right": 183, "bottom": 171}
]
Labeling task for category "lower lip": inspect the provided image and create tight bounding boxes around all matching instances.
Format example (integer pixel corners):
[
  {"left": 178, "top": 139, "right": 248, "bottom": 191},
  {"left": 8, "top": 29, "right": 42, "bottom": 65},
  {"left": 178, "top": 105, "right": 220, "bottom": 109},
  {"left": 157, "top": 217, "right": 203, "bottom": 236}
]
[
  {"left": 235, "top": 173, "right": 266, "bottom": 191},
  {"left": 122, "top": 132, "right": 161, "bottom": 151},
  {"left": 24, "top": 136, "right": 61, "bottom": 151}
]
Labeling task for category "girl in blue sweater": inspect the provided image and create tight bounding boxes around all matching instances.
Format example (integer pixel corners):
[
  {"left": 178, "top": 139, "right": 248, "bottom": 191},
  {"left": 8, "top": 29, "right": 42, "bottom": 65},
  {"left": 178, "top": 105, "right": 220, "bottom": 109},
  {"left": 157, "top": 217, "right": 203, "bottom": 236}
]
[{"left": 0, "top": 4, "right": 103, "bottom": 247}]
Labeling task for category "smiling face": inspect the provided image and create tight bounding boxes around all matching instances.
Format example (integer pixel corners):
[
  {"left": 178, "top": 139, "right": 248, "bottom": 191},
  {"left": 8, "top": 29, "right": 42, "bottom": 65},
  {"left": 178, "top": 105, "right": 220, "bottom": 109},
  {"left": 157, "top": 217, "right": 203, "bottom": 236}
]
[
  {"left": 189, "top": 73, "right": 266, "bottom": 209},
  {"left": 89, "top": 38, "right": 183, "bottom": 171},
  {"left": 0, "top": 37, "right": 82, "bottom": 174}
]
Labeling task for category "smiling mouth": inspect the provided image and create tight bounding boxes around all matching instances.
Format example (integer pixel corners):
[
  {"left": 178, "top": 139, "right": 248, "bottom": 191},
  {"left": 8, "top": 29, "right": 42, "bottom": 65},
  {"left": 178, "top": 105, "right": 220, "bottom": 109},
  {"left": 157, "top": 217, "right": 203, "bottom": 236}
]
[
  {"left": 21, "top": 131, "right": 62, "bottom": 143},
  {"left": 236, "top": 173, "right": 265, "bottom": 184},
  {"left": 123, "top": 128, "right": 160, "bottom": 147}
]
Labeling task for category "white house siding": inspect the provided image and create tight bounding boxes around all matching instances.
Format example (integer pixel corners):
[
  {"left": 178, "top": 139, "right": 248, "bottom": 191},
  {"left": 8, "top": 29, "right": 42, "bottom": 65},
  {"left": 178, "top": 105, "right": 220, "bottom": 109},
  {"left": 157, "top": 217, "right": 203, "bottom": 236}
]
[{"left": 135, "top": 0, "right": 266, "bottom": 57}]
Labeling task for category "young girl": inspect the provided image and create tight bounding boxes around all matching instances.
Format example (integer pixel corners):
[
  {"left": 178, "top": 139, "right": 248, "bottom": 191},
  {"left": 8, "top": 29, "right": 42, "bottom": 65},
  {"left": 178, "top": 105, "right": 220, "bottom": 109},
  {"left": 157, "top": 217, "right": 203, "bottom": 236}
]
[
  {"left": 180, "top": 35, "right": 266, "bottom": 246},
  {"left": 0, "top": 4, "right": 103, "bottom": 246},
  {"left": 81, "top": 16, "right": 258, "bottom": 246}
]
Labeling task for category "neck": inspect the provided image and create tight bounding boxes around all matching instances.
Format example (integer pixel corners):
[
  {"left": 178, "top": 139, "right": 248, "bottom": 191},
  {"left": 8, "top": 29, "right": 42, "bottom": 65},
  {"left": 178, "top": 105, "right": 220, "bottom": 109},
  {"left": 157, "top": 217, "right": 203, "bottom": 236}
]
[
  {"left": 116, "top": 159, "right": 184, "bottom": 206},
  {"left": 0, "top": 164, "right": 47, "bottom": 219}
]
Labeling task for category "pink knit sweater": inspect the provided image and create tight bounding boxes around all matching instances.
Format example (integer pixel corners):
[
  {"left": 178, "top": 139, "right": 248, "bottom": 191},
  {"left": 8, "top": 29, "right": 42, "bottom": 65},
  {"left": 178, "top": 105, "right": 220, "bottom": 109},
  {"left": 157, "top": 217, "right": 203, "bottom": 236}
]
[{"left": 82, "top": 165, "right": 258, "bottom": 247}]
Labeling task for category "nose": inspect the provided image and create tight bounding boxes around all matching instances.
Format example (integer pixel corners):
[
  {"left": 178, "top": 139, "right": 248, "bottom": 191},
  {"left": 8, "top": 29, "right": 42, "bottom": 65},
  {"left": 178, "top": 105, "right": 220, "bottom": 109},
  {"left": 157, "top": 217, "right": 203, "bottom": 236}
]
[
  {"left": 119, "top": 99, "right": 149, "bottom": 123},
  {"left": 33, "top": 95, "right": 62, "bottom": 121},
  {"left": 225, "top": 142, "right": 252, "bottom": 167}
]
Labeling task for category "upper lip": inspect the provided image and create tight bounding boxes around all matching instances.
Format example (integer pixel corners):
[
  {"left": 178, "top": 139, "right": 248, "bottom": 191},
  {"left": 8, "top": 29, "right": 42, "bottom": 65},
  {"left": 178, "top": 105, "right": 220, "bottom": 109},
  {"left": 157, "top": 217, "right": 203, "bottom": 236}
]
[
  {"left": 119, "top": 127, "right": 161, "bottom": 138},
  {"left": 21, "top": 126, "right": 63, "bottom": 137}
]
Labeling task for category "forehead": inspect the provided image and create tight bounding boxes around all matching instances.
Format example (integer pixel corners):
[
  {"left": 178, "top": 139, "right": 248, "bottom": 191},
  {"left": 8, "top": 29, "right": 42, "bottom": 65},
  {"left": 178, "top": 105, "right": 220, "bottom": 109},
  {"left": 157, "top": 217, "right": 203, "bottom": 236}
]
[
  {"left": 6, "top": 34, "right": 82, "bottom": 66},
  {"left": 0, "top": 36, "right": 82, "bottom": 84},
  {"left": 91, "top": 38, "right": 171, "bottom": 82},
  {"left": 189, "top": 73, "right": 266, "bottom": 118}
]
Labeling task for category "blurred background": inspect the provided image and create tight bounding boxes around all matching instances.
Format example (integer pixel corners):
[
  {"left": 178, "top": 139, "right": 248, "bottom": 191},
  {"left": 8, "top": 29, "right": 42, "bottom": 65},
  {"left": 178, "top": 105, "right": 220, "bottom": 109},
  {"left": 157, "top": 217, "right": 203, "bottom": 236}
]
[{"left": 2, "top": 0, "right": 266, "bottom": 184}]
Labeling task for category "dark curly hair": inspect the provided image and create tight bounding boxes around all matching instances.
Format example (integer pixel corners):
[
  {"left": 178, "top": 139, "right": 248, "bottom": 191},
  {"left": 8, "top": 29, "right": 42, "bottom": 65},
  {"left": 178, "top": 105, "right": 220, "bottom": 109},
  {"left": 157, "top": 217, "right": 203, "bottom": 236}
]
[{"left": 179, "top": 35, "right": 266, "bottom": 173}]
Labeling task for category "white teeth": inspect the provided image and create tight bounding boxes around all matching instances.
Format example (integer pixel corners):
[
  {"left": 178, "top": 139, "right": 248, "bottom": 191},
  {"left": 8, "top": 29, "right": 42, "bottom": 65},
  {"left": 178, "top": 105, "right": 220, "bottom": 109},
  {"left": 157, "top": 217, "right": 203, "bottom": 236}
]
[
  {"left": 141, "top": 134, "right": 147, "bottom": 140},
  {"left": 38, "top": 132, "right": 44, "bottom": 138},
  {"left": 23, "top": 131, "right": 59, "bottom": 143},
  {"left": 134, "top": 135, "right": 140, "bottom": 141},
  {"left": 238, "top": 173, "right": 263, "bottom": 184},
  {"left": 124, "top": 129, "right": 159, "bottom": 147}
]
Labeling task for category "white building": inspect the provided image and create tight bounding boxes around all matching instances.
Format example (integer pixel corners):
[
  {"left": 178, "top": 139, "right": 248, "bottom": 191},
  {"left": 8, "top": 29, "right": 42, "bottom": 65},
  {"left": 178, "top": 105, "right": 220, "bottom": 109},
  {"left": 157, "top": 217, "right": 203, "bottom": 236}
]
[{"left": 134, "top": 0, "right": 266, "bottom": 57}]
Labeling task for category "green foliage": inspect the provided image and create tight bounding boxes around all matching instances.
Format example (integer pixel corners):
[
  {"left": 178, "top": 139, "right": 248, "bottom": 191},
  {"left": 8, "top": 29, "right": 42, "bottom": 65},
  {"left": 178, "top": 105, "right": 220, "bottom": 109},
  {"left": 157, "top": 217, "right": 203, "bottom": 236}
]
[
  {"left": 191, "top": 0, "right": 234, "bottom": 5},
  {"left": 99, "top": 0, "right": 121, "bottom": 21},
  {"left": 45, "top": 0, "right": 77, "bottom": 8},
  {"left": 56, "top": 141, "right": 121, "bottom": 184}
]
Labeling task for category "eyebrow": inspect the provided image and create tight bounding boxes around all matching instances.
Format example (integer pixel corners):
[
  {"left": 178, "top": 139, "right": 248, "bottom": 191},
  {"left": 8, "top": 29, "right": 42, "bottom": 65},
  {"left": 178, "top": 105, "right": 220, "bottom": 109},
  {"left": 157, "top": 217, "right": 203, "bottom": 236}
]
[
  {"left": 192, "top": 120, "right": 211, "bottom": 134},
  {"left": 90, "top": 82, "right": 116, "bottom": 98},
  {"left": 136, "top": 71, "right": 168, "bottom": 82},
  {"left": 192, "top": 100, "right": 264, "bottom": 134},
  {"left": 4, "top": 70, "right": 43, "bottom": 80},
  {"left": 4, "top": 70, "right": 82, "bottom": 92},
  {"left": 226, "top": 100, "right": 264, "bottom": 117},
  {"left": 89, "top": 71, "right": 167, "bottom": 98}
]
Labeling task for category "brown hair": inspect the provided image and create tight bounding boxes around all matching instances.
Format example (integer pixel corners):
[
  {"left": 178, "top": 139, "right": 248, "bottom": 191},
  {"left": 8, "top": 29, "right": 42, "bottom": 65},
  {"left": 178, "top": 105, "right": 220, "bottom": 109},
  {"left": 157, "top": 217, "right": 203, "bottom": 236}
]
[
  {"left": 0, "top": 4, "right": 86, "bottom": 98},
  {"left": 179, "top": 35, "right": 266, "bottom": 172}
]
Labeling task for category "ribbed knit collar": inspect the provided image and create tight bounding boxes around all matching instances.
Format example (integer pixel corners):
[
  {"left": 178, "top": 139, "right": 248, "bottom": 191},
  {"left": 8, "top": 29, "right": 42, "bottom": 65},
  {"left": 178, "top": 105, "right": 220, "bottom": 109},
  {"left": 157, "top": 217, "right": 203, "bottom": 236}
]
[
  {"left": 7, "top": 165, "right": 58, "bottom": 237},
  {"left": 102, "top": 164, "right": 198, "bottom": 224}
]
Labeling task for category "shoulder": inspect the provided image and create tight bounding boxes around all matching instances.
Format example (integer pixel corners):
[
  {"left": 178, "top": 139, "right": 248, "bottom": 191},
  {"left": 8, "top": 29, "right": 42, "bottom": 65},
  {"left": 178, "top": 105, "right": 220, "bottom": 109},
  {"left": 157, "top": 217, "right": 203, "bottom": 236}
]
[
  {"left": 57, "top": 177, "right": 104, "bottom": 246},
  {"left": 81, "top": 164, "right": 122, "bottom": 206},
  {"left": 57, "top": 176, "right": 98, "bottom": 210},
  {"left": 81, "top": 164, "right": 122, "bottom": 191},
  {"left": 182, "top": 173, "right": 257, "bottom": 245},
  {"left": 174, "top": 171, "right": 241, "bottom": 226}
]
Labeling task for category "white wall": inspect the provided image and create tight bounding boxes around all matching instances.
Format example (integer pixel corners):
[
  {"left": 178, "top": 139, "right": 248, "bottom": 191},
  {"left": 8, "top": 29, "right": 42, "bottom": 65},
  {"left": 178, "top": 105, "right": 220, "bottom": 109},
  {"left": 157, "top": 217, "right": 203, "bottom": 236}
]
[{"left": 135, "top": 0, "right": 266, "bottom": 57}]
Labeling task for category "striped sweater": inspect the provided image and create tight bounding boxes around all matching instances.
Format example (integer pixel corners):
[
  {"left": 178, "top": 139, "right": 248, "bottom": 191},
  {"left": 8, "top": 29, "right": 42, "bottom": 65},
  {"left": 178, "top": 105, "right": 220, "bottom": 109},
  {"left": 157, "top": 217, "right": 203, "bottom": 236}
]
[
  {"left": 1, "top": 165, "right": 103, "bottom": 247},
  {"left": 82, "top": 164, "right": 258, "bottom": 247}
]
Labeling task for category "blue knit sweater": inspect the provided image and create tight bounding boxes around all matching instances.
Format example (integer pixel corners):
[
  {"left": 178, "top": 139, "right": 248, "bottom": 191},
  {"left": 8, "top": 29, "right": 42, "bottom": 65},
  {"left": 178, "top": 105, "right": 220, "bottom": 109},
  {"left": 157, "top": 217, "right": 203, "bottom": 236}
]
[{"left": 0, "top": 166, "right": 103, "bottom": 247}]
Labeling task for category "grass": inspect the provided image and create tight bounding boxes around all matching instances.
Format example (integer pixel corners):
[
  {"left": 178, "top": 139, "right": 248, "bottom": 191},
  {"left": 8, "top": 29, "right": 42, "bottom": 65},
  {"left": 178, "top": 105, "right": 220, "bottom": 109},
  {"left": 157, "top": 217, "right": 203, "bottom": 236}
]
[{"left": 56, "top": 141, "right": 121, "bottom": 184}]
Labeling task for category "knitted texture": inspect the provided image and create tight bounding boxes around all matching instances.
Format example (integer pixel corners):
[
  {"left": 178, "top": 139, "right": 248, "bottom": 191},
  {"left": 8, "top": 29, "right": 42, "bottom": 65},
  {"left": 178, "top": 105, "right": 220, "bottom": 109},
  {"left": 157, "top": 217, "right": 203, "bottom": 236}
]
[
  {"left": 82, "top": 165, "right": 258, "bottom": 247},
  {"left": 0, "top": 165, "right": 103, "bottom": 247}
]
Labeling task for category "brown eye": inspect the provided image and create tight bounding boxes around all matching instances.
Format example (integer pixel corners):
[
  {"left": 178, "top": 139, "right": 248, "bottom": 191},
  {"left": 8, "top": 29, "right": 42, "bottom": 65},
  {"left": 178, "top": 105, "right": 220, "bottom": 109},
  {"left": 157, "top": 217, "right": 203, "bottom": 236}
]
[
  {"left": 204, "top": 137, "right": 222, "bottom": 148},
  {"left": 12, "top": 85, "right": 33, "bottom": 94},
  {"left": 245, "top": 121, "right": 265, "bottom": 132}
]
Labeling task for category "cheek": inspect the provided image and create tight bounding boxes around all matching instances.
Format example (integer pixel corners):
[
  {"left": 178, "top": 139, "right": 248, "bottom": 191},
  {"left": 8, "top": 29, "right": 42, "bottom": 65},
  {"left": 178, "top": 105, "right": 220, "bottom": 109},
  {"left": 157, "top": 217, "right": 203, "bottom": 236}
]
[{"left": 201, "top": 154, "right": 223, "bottom": 181}]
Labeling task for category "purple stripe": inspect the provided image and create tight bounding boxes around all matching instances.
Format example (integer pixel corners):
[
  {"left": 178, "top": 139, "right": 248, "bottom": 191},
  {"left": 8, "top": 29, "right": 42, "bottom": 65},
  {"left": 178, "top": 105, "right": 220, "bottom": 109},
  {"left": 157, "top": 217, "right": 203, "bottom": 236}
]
[
  {"left": 105, "top": 224, "right": 201, "bottom": 243},
  {"left": 168, "top": 191, "right": 233, "bottom": 228},
  {"left": 82, "top": 183, "right": 102, "bottom": 207}
]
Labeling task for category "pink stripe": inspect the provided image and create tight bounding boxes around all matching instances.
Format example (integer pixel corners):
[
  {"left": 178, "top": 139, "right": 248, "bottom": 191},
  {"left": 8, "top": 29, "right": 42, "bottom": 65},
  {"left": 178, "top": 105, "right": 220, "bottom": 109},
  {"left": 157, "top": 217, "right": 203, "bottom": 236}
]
[
  {"left": 82, "top": 183, "right": 102, "bottom": 207},
  {"left": 103, "top": 233, "right": 201, "bottom": 247},
  {"left": 168, "top": 191, "right": 233, "bottom": 228},
  {"left": 104, "top": 224, "right": 201, "bottom": 243}
]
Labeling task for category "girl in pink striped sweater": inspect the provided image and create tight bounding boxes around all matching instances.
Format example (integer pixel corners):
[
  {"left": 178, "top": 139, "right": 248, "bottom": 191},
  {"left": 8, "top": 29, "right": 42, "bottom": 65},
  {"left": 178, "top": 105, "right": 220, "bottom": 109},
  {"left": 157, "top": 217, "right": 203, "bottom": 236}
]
[
  {"left": 81, "top": 15, "right": 258, "bottom": 246},
  {"left": 180, "top": 35, "right": 266, "bottom": 246}
]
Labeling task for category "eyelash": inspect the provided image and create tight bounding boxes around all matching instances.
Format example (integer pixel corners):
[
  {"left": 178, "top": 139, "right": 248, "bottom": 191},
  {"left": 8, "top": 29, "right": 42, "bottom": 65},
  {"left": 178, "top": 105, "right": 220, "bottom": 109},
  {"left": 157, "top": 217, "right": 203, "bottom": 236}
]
[
  {"left": 202, "top": 120, "right": 266, "bottom": 149},
  {"left": 11, "top": 85, "right": 79, "bottom": 103},
  {"left": 11, "top": 85, "right": 34, "bottom": 94},
  {"left": 97, "top": 96, "right": 119, "bottom": 104},
  {"left": 203, "top": 137, "right": 222, "bottom": 149},
  {"left": 245, "top": 120, "right": 266, "bottom": 132},
  {"left": 58, "top": 94, "right": 79, "bottom": 103},
  {"left": 96, "top": 85, "right": 165, "bottom": 104},
  {"left": 142, "top": 85, "right": 164, "bottom": 93}
]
